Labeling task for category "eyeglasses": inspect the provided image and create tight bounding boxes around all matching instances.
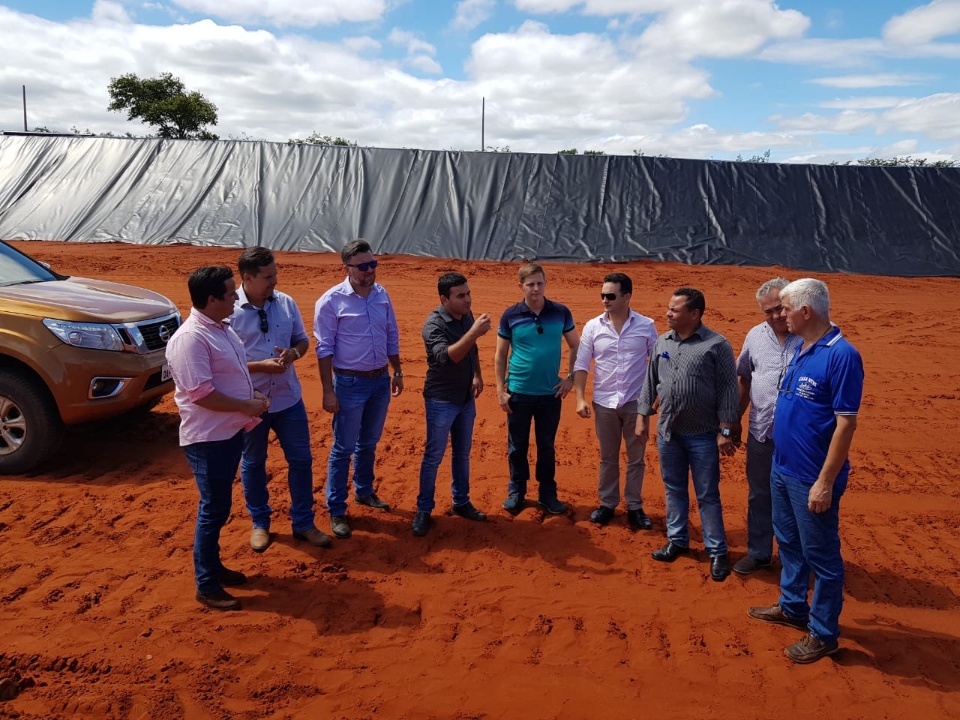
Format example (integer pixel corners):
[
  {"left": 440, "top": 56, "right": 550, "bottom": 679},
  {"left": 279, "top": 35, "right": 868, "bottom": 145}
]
[
  {"left": 256, "top": 307, "right": 269, "bottom": 334},
  {"left": 346, "top": 260, "right": 378, "bottom": 271},
  {"left": 600, "top": 293, "right": 619, "bottom": 301}
]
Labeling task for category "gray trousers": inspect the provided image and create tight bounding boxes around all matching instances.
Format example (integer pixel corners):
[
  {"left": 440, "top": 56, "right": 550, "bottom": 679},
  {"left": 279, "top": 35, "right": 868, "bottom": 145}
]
[
  {"left": 594, "top": 402, "right": 645, "bottom": 510},
  {"left": 745, "top": 434, "right": 775, "bottom": 560}
]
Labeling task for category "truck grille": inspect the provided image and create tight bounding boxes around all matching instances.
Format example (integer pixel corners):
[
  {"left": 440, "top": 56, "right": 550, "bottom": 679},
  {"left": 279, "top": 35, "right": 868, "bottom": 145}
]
[{"left": 138, "top": 315, "right": 181, "bottom": 351}]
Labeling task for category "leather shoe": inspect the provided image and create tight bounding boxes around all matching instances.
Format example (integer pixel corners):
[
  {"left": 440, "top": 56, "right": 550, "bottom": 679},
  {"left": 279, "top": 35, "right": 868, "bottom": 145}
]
[
  {"left": 293, "top": 526, "right": 333, "bottom": 548},
  {"left": 710, "top": 554, "right": 731, "bottom": 582},
  {"left": 412, "top": 511, "right": 431, "bottom": 536},
  {"left": 733, "top": 555, "right": 772, "bottom": 575},
  {"left": 250, "top": 527, "right": 271, "bottom": 553},
  {"left": 219, "top": 567, "right": 248, "bottom": 587},
  {"left": 747, "top": 603, "right": 807, "bottom": 631},
  {"left": 502, "top": 494, "right": 525, "bottom": 516},
  {"left": 330, "top": 515, "right": 352, "bottom": 539},
  {"left": 196, "top": 589, "right": 241, "bottom": 611},
  {"left": 356, "top": 493, "right": 391, "bottom": 511},
  {"left": 589, "top": 506, "right": 615, "bottom": 525},
  {"left": 452, "top": 502, "right": 487, "bottom": 522},
  {"left": 538, "top": 497, "right": 568, "bottom": 515},
  {"left": 785, "top": 633, "right": 839, "bottom": 664},
  {"left": 651, "top": 542, "right": 689, "bottom": 562},
  {"left": 626, "top": 508, "right": 652, "bottom": 530}
]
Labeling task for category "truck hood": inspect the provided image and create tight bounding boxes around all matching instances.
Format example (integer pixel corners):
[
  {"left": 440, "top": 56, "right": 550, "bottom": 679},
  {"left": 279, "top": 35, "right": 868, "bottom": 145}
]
[{"left": 0, "top": 276, "right": 178, "bottom": 323}]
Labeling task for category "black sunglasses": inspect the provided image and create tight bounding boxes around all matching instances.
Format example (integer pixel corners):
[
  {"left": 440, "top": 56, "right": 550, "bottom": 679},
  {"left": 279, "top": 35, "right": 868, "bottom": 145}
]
[
  {"left": 346, "top": 260, "right": 378, "bottom": 271},
  {"left": 534, "top": 315, "right": 543, "bottom": 334},
  {"left": 256, "top": 307, "right": 269, "bottom": 334},
  {"left": 600, "top": 293, "right": 619, "bottom": 301}
]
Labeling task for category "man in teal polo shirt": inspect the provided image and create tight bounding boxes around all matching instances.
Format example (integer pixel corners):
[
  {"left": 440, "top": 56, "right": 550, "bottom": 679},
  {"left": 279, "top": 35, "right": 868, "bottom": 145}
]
[{"left": 494, "top": 262, "right": 579, "bottom": 515}]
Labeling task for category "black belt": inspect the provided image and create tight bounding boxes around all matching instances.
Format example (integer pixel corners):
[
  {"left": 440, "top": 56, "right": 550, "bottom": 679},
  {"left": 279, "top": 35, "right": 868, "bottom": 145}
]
[{"left": 333, "top": 366, "right": 388, "bottom": 379}]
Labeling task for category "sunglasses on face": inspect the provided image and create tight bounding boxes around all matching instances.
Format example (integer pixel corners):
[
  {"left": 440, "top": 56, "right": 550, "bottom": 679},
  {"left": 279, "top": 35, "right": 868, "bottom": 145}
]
[
  {"left": 257, "top": 307, "right": 269, "bottom": 333},
  {"left": 346, "top": 260, "right": 378, "bottom": 271},
  {"left": 600, "top": 293, "right": 619, "bottom": 301}
]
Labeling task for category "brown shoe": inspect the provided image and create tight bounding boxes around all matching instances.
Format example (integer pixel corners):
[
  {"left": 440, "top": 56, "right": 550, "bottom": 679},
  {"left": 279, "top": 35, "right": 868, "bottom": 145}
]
[
  {"left": 747, "top": 603, "right": 807, "bottom": 631},
  {"left": 250, "top": 528, "right": 271, "bottom": 553},
  {"left": 293, "top": 526, "right": 333, "bottom": 548},
  {"left": 785, "top": 633, "right": 839, "bottom": 664},
  {"left": 196, "top": 589, "right": 241, "bottom": 611}
]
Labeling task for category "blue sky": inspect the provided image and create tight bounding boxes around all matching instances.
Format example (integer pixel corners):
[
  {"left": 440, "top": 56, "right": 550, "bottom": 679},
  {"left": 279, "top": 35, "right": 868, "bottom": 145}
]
[{"left": 1, "top": 1, "right": 958, "bottom": 163}]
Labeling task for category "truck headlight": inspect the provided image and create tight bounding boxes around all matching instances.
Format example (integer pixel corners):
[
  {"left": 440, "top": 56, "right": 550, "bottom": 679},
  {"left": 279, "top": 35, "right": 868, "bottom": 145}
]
[{"left": 43, "top": 318, "right": 124, "bottom": 351}]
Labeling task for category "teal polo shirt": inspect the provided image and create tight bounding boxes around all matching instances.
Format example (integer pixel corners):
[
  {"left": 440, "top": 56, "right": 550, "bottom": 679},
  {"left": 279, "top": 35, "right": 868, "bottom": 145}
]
[{"left": 498, "top": 298, "right": 575, "bottom": 395}]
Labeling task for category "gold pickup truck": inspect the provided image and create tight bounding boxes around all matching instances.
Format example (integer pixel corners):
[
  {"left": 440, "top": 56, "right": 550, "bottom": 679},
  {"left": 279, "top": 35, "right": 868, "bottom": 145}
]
[{"left": 0, "top": 241, "right": 181, "bottom": 473}]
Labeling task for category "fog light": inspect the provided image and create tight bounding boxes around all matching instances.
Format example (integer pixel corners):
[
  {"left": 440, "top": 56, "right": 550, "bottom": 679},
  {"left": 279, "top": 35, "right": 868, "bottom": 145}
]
[{"left": 89, "top": 377, "right": 129, "bottom": 399}]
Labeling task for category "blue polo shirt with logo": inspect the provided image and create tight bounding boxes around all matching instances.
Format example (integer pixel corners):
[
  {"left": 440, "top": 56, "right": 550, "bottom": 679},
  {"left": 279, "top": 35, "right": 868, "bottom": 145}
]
[
  {"left": 772, "top": 326, "right": 863, "bottom": 487},
  {"left": 498, "top": 298, "right": 575, "bottom": 395}
]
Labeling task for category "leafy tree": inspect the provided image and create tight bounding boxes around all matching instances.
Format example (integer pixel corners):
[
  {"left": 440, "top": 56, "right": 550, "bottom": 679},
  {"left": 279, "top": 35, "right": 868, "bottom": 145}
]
[
  {"left": 484, "top": 145, "right": 512, "bottom": 152},
  {"left": 583, "top": 150, "right": 606, "bottom": 156},
  {"left": 107, "top": 72, "right": 219, "bottom": 140},
  {"left": 857, "top": 155, "right": 955, "bottom": 168},
  {"left": 735, "top": 149, "right": 771, "bottom": 163},
  {"left": 289, "top": 132, "right": 356, "bottom": 146},
  {"left": 558, "top": 148, "right": 578, "bottom": 155}
]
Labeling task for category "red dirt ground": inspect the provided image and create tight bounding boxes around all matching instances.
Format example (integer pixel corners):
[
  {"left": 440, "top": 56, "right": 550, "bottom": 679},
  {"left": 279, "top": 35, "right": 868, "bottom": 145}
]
[{"left": 1, "top": 241, "right": 958, "bottom": 719}]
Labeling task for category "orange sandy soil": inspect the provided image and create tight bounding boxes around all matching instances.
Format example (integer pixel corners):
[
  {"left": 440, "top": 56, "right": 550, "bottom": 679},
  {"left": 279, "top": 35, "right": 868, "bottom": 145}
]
[{"left": 1, "top": 241, "right": 959, "bottom": 720}]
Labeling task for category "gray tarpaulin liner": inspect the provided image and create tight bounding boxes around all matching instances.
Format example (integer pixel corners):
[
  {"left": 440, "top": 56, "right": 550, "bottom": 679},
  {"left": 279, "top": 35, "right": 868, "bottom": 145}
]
[{"left": 1, "top": 134, "right": 958, "bottom": 276}]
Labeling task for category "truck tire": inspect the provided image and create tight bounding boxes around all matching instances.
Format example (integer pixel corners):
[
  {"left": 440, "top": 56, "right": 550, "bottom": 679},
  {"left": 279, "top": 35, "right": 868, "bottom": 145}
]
[{"left": 0, "top": 369, "right": 64, "bottom": 474}]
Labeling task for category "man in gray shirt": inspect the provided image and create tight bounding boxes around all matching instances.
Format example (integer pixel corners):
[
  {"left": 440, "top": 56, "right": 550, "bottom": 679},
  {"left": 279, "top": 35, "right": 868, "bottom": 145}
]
[
  {"left": 734, "top": 278, "right": 801, "bottom": 575},
  {"left": 637, "top": 287, "right": 739, "bottom": 582}
]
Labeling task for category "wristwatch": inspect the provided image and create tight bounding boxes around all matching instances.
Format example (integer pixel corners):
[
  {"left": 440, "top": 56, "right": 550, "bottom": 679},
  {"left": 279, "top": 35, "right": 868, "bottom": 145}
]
[
  {"left": 720, "top": 428, "right": 732, "bottom": 438},
  {"left": 393, "top": 371, "right": 404, "bottom": 378}
]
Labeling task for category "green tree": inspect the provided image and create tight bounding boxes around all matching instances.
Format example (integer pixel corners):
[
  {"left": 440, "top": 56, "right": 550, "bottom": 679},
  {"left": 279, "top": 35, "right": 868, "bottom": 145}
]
[
  {"left": 558, "top": 148, "right": 578, "bottom": 155},
  {"left": 107, "top": 72, "right": 219, "bottom": 140},
  {"left": 289, "top": 132, "right": 356, "bottom": 146}
]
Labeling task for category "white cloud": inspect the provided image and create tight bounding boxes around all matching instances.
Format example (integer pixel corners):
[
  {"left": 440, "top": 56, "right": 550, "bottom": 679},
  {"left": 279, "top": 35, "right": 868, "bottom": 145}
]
[
  {"left": 884, "top": 0, "right": 960, "bottom": 45},
  {"left": 811, "top": 74, "right": 929, "bottom": 89},
  {"left": 169, "top": 0, "right": 387, "bottom": 27},
  {"left": 880, "top": 93, "right": 960, "bottom": 139},
  {"left": 388, "top": 28, "right": 437, "bottom": 56},
  {"left": 92, "top": 1, "right": 131, "bottom": 23},
  {"left": 760, "top": 38, "right": 884, "bottom": 67},
  {"left": 820, "top": 97, "right": 909, "bottom": 110},
  {"left": 451, "top": 0, "right": 496, "bottom": 31}
]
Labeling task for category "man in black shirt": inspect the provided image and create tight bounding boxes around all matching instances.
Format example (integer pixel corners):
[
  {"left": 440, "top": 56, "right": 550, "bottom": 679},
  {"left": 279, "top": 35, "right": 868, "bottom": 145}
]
[{"left": 413, "top": 273, "right": 491, "bottom": 536}]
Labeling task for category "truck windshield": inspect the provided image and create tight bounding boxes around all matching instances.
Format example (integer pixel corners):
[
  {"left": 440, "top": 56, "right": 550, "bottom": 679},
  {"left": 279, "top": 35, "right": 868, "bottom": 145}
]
[{"left": 0, "top": 241, "right": 60, "bottom": 287}]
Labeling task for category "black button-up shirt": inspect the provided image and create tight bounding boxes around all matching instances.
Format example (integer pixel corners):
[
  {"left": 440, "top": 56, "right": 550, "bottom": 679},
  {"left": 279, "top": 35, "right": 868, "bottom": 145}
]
[{"left": 422, "top": 305, "right": 479, "bottom": 404}]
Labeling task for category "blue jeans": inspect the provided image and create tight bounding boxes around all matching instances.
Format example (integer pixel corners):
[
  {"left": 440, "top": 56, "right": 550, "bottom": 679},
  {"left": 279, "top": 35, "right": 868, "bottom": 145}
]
[
  {"left": 326, "top": 374, "right": 391, "bottom": 517},
  {"left": 506, "top": 393, "right": 562, "bottom": 501},
  {"left": 417, "top": 397, "right": 477, "bottom": 512},
  {"left": 184, "top": 431, "right": 243, "bottom": 595},
  {"left": 657, "top": 432, "right": 728, "bottom": 556},
  {"left": 745, "top": 435, "right": 775, "bottom": 560},
  {"left": 240, "top": 398, "right": 315, "bottom": 533},
  {"left": 771, "top": 464, "right": 845, "bottom": 643}
]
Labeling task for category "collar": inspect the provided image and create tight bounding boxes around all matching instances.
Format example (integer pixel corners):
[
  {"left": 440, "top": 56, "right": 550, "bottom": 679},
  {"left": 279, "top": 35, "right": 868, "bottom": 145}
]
[
  {"left": 191, "top": 306, "right": 231, "bottom": 328},
  {"left": 236, "top": 285, "right": 274, "bottom": 309}
]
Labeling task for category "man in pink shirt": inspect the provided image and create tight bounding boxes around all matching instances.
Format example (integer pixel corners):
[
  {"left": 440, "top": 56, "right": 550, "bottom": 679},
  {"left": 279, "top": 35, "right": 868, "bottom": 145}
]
[
  {"left": 573, "top": 273, "right": 658, "bottom": 530},
  {"left": 166, "top": 266, "right": 270, "bottom": 611}
]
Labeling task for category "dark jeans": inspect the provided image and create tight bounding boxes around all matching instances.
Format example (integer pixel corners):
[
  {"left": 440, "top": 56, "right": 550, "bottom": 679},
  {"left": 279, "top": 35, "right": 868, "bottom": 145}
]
[
  {"left": 745, "top": 435, "right": 775, "bottom": 561},
  {"left": 506, "top": 392, "right": 562, "bottom": 501},
  {"left": 183, "top": 431, "right": 243, "bottom": 595},
  {"left": 417, "top": 397, "right": 477, "bottom": 512}
]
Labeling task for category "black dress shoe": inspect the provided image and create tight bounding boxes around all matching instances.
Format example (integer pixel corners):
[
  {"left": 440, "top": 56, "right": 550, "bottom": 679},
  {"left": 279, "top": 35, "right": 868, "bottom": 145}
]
[
  {"left": 502, "top": 494, "right": 525, "bottom": 516},
  {"left": 452, "top": 502, "right": 487, "bottom": 522},
  {"left": 651, "top": 541, "right": 690, "bottom": 562},
  {"left": 710, "top": 553, "right": 731, "bottom": 582},
  {"left": 219, "top": 567, "right": 248, "bottom": 587},
  {"left": 589, "top": 506, "right": 615, "bottom": 525},
  {"left": 356, "top": 493, "right": 391, "bottom": 511},
  {"left": 627, "top": 508, "right": 652, "bottom": 530},
  {"left": 196, "top": 589, "right": 241, "bottom": 611},
  {"left": 412, "top": 511, "right": 431, "bottom": 536}
]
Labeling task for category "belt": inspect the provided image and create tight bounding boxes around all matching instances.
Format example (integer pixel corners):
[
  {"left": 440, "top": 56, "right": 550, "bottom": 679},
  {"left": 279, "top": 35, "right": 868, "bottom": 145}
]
[{"left": 333, "top": 366, "right": 388, "bottom": 379}]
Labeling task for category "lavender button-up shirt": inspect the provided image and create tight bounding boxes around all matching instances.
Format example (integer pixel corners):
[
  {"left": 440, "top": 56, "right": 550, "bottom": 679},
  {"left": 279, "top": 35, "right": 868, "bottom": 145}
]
[
  {"left": 313, "top": 278, "right": 400, "bottom": 370},
  {"left": 574, "top": 310, "right": 658, "bottom": 409}
]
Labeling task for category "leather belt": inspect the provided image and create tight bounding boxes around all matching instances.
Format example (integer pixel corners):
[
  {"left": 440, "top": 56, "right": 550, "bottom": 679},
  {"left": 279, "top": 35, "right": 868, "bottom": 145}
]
[{"left": 333, "top": 366, "right": 388, "bottom": 379}]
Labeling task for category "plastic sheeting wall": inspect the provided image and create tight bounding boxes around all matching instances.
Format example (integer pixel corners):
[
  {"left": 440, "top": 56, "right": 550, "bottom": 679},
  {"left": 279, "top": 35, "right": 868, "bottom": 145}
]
[{"left": 1, "top": 134, "right": 958, "bottom": 276}]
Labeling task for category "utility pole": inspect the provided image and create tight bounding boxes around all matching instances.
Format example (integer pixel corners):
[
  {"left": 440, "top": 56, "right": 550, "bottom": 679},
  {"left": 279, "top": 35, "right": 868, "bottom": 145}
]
[
  {"left": 22, "top": 85, "right": 27, "bottom": 132},
  {"left": 481, "top": 97, "right": 485, "bottom": 152}
]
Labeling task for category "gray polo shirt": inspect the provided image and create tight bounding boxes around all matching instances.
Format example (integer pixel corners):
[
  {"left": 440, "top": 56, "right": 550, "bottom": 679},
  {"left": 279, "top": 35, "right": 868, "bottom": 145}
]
[{"left": 637, "top": 323, "right": 739, "bottom": 441}]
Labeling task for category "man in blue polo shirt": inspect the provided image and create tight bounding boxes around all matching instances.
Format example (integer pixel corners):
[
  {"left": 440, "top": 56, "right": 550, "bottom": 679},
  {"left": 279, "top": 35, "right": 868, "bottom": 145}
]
[
  {"left": 748, "top": 278, "right": 863, "bottom": 664},
  {"left": 495, "top": 262, "right": 579, "bottom": 516}
]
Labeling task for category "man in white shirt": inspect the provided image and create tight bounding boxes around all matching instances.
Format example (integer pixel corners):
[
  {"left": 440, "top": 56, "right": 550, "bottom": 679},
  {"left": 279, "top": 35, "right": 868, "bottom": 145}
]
[{"left": 573, "top": 273, "right": 659, "bottom": 530}]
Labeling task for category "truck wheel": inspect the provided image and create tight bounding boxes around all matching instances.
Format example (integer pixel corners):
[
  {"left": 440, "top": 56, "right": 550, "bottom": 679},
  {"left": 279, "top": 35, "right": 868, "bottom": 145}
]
[{"left": 0, "top": 370, "right": 64, "bottom": 474}]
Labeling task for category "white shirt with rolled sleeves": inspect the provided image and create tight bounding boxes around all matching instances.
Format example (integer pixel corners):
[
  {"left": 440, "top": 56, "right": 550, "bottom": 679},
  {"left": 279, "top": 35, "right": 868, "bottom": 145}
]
[{"left": 574, "top": 310, "right": 658, "bottom": 408}]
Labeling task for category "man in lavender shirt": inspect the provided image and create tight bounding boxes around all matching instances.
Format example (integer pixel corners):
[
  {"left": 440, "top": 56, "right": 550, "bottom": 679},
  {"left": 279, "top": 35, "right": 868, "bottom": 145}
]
[
  {"left": 733, "top": 278, "right": 802, "bottom": 575},
  {"left": 573, "top": 273, "right": 659, "bottom": 530},
  {"left": 166, "top": 266, "right": 270, "bottom": 611},
  {"left": 232, "top": 247, "right": 331, "bottom": 554},
  {"left": 314, "top": 240, "right": 404, "bottom": 540}
]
